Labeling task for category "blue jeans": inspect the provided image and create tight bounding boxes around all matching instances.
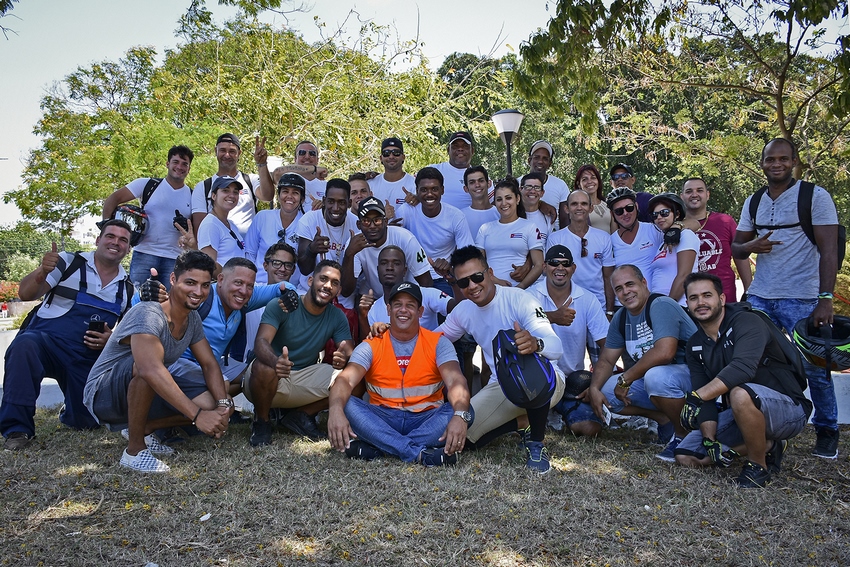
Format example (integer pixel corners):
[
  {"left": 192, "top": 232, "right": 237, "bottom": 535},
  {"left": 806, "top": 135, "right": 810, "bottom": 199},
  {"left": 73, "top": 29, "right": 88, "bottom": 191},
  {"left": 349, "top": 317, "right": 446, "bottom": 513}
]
[
  {"left": 748, "top": 295, "right": 837, "bottom": 430},
  {"left": 129, "top": 251, "right": 176, "bottom": 290},
  {"left": 601, "top": 364, "right": 691, "bottom": 414},
  {"left": 344, "top": 397, "right": 468, "bottom": 462}
]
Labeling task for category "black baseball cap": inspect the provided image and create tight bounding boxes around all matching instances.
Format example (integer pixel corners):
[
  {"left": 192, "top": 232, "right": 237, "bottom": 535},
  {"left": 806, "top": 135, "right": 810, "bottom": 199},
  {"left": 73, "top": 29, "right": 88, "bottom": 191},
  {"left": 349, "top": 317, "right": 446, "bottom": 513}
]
[
  {"left": 357, "top": 196, "right": 386, "bottom": 218},
  {"left": 448, "top": 131, "right": 474, "bottom": 146},
  {"left": 388, "top": 282, "right": 422, "bottom": 306},
  {"left": 216, "top": 133, "right": 241, "bottom": 148},
  {"left": 278, "top": 173, "right": 306, "bottom": 191},
  {"left": 381, "top": 137, "right": 404, "bottom": 152},
  {"left": 609, "top": 163, "right": 634, "bottom": 177},
  {"left": 545, "top": 245, "right": 574, "bottom": 263}
]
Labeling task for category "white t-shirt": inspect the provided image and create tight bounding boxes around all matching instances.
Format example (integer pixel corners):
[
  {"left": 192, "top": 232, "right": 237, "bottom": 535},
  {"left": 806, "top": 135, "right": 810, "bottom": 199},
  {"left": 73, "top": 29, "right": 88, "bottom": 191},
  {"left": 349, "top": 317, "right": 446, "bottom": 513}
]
[
  {"left": 243, "top": 208, "right": 304, "bottom": 284},
  {"left": 475, "top": 218, "right": 544, "bottom": 284},
  {"left": 428, "top": 162, "right": 470, "bottom": 210},
  {"left": 294, "top": 209, "right": 359, "bottom": 307},
  {"left": 127, "top": 177, "right": 192, "bottom": 258},
  {"left": 545, "top": 226, "right": 614, "bottom": 308},
  {"left": 368, "top": 173, "right": 416, "bottom": 210},
  {"left": 367, "top": 286, "right": 451, "bottom": 331},
  {"left": 462, "top": 206, "right": 500, "bottom": 240},
  {"left": 353, "top": 226, "right": 429, "bottom": 299},
  {"left": 541, "top": 174, "right": 570, "bottom": 210},
  {"left": 197, "top": 214, "right": 248, "bottom": 267},
  {"left": 649, "top": 228, "right": 699, "bottom": 305},
  {"left": 191, "top": 172, "right": 261, "bottom": 237},
  {"left": 305, "top": 178, "right": 327, "bottom": 204},
  {"left": 395, "top": 202, "right": 474, "bottom": 279},
  {"left": 528, "top": 281, "right": 609, "bottom": 375},
  {"left": 611, "top": 222, "right": 663, "bottom": 291},
  {"left": 525, "top": 209, "right": 554, "bottom": 247},
  {"left": 438, "top": 286, "right": 563, "bottom": 375}
]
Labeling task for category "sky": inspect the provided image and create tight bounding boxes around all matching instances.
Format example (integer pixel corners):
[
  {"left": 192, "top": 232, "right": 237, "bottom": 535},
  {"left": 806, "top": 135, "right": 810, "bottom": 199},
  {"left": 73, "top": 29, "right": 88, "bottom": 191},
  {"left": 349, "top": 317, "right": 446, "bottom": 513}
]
[{"left": 0, "top": 0, "right": 555, "bottom": 229}]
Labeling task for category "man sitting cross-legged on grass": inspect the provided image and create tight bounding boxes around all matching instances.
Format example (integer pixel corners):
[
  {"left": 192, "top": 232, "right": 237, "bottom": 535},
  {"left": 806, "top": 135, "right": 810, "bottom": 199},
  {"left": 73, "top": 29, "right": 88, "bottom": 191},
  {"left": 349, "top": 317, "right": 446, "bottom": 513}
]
[
  {"left": 674, "top": 273, "right": 812, "bottom": 488},
  {"left": 83, "top": 251, "right": 232, "bottom": 473},
  {"left": 586, "top": 264, "right": 697, "bottom": 462},
  {"left": 243, "top": 260, "right": 353, "bottom": 446},
  {"left": 328, "top": 282, "right": 473, "bottom": 465}
]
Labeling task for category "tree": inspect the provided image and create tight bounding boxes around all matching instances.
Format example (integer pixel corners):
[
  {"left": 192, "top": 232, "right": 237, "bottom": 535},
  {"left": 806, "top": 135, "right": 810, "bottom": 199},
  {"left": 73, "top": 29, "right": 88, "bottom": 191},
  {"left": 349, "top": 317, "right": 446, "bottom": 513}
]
[{"left": 0, "top": 0, "right": 19, "bottom": 39}]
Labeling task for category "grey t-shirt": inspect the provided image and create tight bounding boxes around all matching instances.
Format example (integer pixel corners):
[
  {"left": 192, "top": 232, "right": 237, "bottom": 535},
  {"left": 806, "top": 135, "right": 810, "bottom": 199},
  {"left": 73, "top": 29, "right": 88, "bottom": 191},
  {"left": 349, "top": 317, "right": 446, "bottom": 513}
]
[
  {"left": 350, "top": 333, "right": 457, "bottom": 372},
  {"left": 606, "top": 296, "right": 697, "bottom": 364},
  {"left": 738, "top": 181, "right": 838, "bottom": 299},
  {"left": 84, "top": 302, "right": 206, "bottom": 408}
]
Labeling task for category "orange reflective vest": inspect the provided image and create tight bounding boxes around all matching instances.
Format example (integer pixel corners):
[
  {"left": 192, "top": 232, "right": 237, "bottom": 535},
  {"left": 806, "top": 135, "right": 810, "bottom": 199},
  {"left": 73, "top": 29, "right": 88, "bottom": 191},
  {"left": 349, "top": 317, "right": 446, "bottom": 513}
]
[{"left": 365, "top": 328, "right": 445, "bottom": 412}]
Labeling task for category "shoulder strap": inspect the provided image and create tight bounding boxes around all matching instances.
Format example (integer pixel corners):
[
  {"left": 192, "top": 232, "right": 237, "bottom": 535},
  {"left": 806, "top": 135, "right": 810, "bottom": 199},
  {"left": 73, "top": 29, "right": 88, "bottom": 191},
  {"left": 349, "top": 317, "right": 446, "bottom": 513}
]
[
  {"left": 140, "top": 177, "right": 163, "bottom": 208},
  {"left": 197, "top": 288, "right": 216, "bottom": 320},
  {"left": 748, "top": 186, "right": 767, "bottom": 229},
  {"left": 44, "top": 252, "right": 88, "bottom": 307},
  {"left": 797, "top": 181, "right": 816, "bottom": 246},
  {"left": 203, "top": 177, "right": 213, "bottom": 203},
  {"left": 242, "top": 172, "right": 258, "bottom": 212},
  {"left": 617, "top": 294, "right": 661, "bottom": 337}
]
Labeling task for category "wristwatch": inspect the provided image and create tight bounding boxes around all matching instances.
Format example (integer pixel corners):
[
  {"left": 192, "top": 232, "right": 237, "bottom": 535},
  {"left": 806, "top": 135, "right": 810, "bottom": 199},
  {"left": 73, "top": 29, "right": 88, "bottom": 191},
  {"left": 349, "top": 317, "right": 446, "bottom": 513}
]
[
  {"left": 217, "top": 398, "right": 235, "bottom": 409},
  {"left": 536, "top": 338, "right": 545, "bottom": 353},
  {"left": 453, "top": 410, "right": 473, "bottom": 425},
  {"left": 616, "top": 375, "right": 631, "bottom": 390}
]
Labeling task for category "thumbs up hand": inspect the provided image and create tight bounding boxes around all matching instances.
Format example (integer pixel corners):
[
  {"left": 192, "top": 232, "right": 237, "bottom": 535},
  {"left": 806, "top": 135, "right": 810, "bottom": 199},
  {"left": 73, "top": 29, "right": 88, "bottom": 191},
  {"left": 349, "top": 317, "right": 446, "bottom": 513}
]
[
  {"left": 402, "top": 186, "right": 419, "bottom": 206},
  {"left": 549, "top": 297, "right": 576, "bottom": 326},
  {"left": 512, "top": 321, "right": 538, "bottom": 355},
  {"left": 276, "top": 346, "right": 294, "bottom": 379},
  {"left": 41, "top": 242, "right": 61, "bottom": 276}
]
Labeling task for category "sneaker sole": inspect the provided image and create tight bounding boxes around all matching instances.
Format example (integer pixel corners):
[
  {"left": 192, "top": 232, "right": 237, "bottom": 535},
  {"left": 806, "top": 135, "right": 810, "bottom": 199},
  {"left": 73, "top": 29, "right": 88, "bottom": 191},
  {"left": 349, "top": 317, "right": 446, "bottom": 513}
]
[{"left": 812, "top": 451, "right": 838, "bottom": 460}]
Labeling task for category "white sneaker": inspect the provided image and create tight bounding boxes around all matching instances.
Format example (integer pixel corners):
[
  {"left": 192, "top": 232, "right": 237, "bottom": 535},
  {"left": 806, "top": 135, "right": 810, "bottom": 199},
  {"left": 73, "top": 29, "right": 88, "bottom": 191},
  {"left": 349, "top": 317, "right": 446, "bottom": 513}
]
[
  {"left": 121, "top": 429, "right": 174, "bottom": 455},
  {"left": 119, "top": 449, "right": 170, "bottom": 473}
]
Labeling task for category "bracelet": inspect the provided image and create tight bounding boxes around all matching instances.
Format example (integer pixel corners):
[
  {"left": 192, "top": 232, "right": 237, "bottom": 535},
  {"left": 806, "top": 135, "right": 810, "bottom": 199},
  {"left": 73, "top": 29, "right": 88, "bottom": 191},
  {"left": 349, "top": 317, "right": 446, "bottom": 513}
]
[
  {"left": 191, "top": 407, "right": 202, "bottom": 425},
  {"left": 818, "top": 292, "right": 834, "bottom": 300},
  {"left": 217, "top": 398, "right": 234, "bottom": 408},
  {"left": 256, "top": 163, "right": 267, "bottom": 167},
  {"left": 312, "top": 165, "right": 317, "bottom": 174}
]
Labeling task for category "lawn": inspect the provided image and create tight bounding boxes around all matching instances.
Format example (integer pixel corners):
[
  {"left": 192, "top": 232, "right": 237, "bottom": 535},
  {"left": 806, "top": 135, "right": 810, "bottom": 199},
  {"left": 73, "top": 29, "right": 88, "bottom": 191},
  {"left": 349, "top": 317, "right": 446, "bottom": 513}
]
[{"left": 1, "top": 408, "right": 847, "bottom": 566}]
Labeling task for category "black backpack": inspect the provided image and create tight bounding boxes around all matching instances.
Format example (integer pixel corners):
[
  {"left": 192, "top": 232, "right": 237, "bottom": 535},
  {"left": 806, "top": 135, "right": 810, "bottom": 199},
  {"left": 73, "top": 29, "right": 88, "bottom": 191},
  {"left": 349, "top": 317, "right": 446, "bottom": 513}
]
[
  {"left": 747, "top": 306, "right": 809, "bottom": 392},
  {"left": 748, "top": 180, "right": 846, "bottom": 266},
  {"left": 203, "top": 173, "right": 257, "bottom": 213}
]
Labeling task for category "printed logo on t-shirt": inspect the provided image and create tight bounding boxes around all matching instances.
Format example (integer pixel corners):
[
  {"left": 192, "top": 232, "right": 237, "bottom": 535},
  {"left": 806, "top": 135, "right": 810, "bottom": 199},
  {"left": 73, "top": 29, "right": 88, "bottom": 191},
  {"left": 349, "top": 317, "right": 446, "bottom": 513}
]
[
  {"left": 697, "top": 229, "right": 723, "bottom": 271},
  {"left": 510, "top": 233, "right": 523, "bottom": 239},
  {"left": 534, "top": 228, "right": 543, "bottom": 240},
  {"left": 535, "top": 306, "right": 547, "bottom": 320},
  {"left": 639, "top": 241, "right": 654, "bottom": 250},
  {"left": 593, "top": 252, "right": 603, "bottom": 259},
  {"left": 397, "top": 355, "right": 411, "bottom": 373}
]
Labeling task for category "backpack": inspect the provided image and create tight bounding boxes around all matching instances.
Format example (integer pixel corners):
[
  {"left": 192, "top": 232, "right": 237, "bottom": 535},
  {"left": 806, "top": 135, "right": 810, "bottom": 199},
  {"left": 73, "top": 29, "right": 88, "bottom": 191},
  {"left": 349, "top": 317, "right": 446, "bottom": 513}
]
[
  {"left": 748, "top": 307, "right": 809, "bottom": 392},
  {"left": 19, "top": 252, "right": 133, "bottom": 332},
  {"left": 203, "top": 173, "right": 258, "bottom": 213},
  {"left": 196, "top": 287, "right": 249, "bottom": 364},
  {"left": 749, "top": 180, "right": 846, "bottom": 266},
  {"left": 491, "top": 328, "right": 557, "bottom": 409},
  {"left": 140, "top": 177, "right": 163, "bottom": 208}
]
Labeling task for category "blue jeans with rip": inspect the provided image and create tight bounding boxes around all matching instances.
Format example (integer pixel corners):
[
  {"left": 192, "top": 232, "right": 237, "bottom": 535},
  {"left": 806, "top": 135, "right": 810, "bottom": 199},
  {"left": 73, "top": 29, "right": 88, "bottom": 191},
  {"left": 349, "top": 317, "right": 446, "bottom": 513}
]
[{"left": 748, "top": 295, "right": 837, "bottom": 431}]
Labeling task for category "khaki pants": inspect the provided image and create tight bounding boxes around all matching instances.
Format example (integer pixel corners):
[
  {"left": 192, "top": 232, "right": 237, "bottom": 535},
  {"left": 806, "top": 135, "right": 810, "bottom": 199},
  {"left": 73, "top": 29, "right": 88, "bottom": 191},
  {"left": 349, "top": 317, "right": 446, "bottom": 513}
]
[
  {"left": 243, "top": 361, "right": 339, "bottom": 408},
  {"left": 467, "top": 372, "right": 565, "bottom": 443}
]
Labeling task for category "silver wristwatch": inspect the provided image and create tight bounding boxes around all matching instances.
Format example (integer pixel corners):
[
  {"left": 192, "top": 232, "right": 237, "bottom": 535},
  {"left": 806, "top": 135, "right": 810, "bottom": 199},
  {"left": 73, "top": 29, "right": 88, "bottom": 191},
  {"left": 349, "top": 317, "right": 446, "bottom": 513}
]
[{"left": 453, "top": 410, "right": 473, "bottom": 424}]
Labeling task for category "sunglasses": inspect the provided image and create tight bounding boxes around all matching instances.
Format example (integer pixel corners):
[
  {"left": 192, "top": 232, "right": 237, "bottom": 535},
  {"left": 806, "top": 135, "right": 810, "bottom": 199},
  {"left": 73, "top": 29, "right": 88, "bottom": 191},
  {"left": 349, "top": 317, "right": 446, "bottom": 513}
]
[
  {"left": 269, "top": 259, "right": 295, "bottom": 271},
  {"left": 546, "top": 259, "right": 573, "bottom": 267},
  {"left": 611, "top": 172, "right": 632, "bottom": 181},
  {"left": 613, "top": 204, "right": 636, "bottom": 216},
  {"left": 651, "top": 208, "right": 673, "bottom": 220},
  {"left": 581, "top": 237, "right": 588, "bottom": 258},
  {"left": 277, "top": 229, "right": 287, "bottom": 242},
  {"left": 382, "top": 149, "right": 402, "bottom": 157},
  {"left": 297, "top": 149, "right": 318, "bottom": 157},
  {"left": 456, "top": 271, "right": 486, "bottom": 289},
  {"left": 360, "top": 216, "right": 385, "bottom": 227}
]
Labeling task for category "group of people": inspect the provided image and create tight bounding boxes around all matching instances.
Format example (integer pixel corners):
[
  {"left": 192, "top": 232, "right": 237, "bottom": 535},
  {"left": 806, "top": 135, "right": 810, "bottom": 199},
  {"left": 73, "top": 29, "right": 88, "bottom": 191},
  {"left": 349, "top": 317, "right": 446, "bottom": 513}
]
[{"left": 0, "top": 131, "right": 841, "bottom": 487}]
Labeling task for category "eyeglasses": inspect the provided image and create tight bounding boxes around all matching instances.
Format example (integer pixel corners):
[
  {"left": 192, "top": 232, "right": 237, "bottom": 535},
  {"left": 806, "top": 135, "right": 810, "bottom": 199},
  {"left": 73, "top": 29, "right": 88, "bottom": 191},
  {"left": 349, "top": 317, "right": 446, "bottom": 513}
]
[
  {"left": 297, "top": 149, "right": 318, "bottom": 157},
  {"left": 382, "top": 149, "right": 402, "bottom": 157},
  {"left": 269, "top": 259, "right": 295, "bottom": 271},
  {"left": 277, "top": 229, "right": 287, "bottom": 242},
  {"left": 521, "top": 184, "right": 543, "bottom": 193},
  {"left": 455, "top": 271, "right": 486, "bottom": 289},
  {"left": 360, "top": 216, "right": 385, "bottom": 227},
  {"left": 651, "top": 208, "right": 673, "bottom": 220},
  {"left": 613, "top": 204, "right": 636, "bottom": 216},
  {"left": 581, "top": 237, "right": 588, "bottom": 258},
  {"left": 611, "top": 172, "right": 632, "bottom": 181},
  {"left": 546, "top": 259, "right": 573, "bottom": 267}
]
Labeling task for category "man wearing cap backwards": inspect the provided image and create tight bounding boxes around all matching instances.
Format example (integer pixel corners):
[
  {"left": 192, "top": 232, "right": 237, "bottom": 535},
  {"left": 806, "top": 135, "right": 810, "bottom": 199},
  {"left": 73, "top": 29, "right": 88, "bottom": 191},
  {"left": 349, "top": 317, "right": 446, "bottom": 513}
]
[
  {"left": 527, "top": 245, "right": 609, "bottom": 437},
  {"left": 328, "top": 282, "right": 473, "bottom": 466},
  {"left": 191, "top": 133, "right": 275, "bottom": 238},
  {"left": 341, "top": 197, "right": 433, "bottom": 299},
  {"left": 427, "top": 131, "right": 476, "bottom": 210},
  {"left": 103, "top": 145, "right": 195, "bottom": 289},
  {"left": 527, "top": 140, "right": 570, "bottom": 225},
  {"left": 368, "top": 137, "right": 416, "bottom": 210}
]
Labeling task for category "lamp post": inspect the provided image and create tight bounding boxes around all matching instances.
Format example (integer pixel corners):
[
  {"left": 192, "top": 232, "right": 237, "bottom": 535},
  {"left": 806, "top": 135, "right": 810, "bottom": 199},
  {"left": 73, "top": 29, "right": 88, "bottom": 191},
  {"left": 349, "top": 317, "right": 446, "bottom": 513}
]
[{"left": 491, "top": 109, "right": 525, "bottom": 177}]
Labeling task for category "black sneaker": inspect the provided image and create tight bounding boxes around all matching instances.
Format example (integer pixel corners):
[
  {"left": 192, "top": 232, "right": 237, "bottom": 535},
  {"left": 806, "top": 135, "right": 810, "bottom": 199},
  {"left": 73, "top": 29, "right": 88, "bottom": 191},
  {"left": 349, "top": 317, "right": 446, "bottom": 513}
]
[
  {"left": 4, "top": 432, "right": 33, "bottom": 451},
  {"left": 279, "top": 410, "right": 325, "bottom": 441},
  {"left": 813, "top": 428, "right": 839, "bottom": 460},
  {"left": 766, "top": 439, "right": 788, "bottom": 474},
  {"left": 345, "top": 439, "right": 384, "bottom": 461},
  {"left": 419, "top": 447, "right": 458, "bottom": 467},
  {"left": 735, "top": 460, "right": 771, "bottom": 488},
  {"left": 249, "top": 419, "right": 273, "bottom": 447}
]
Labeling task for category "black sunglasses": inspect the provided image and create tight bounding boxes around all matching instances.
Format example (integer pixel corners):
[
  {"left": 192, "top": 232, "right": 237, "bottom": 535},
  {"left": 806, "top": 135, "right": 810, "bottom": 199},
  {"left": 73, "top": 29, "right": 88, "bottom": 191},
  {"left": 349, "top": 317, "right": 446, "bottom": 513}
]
[
  {"left": 581, "top": 237, "right": 588, "bottom": 258},
  {"left": 613, "top": 204, "right": 636, "bottom": 216},
  {"left": 277, "top": 229, "right": 287, "bottom": 242},
  {"left": 546, "top": 259, "right": 573, "bottom": 267},
  {"left": 297, "top": 149, "right": 318, "bottom": 157},
  {"left": 382, "top": 149, "right": 402, "bottom": 157},
  {"left": 611, "top": 172, "right": 632, "bottom": 181},
  {"left": 456, "top": 271, "right": 486, "bottom": 289},
  {"left": 651, "top": 208, "right": 673, "bottom": 220}
]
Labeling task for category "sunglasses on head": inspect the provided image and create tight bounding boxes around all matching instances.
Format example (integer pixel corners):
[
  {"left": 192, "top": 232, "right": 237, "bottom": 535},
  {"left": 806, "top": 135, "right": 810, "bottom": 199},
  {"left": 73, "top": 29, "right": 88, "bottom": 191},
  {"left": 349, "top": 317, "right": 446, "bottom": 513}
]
[
  {"left": 268, "top": 259, "right": 295, "bottom": 271},
  {"left": 297, "top": 149, "right": 318, "bottom": 157},
  {"left": 546, "top": 259, "right": 573, "bottom": 267},
  {"left": 651, "top": 208, "right": 673, "bottom": 220},
  {"left": 382, "top": 149, "right": 402, "bottom": 157},
  {"left": 455, "top": 271, "right": 486, "bottom": 289},
  {"left": 613, "top": 204, "right": 636, "bottom": 216},
  {"left": 611, "top": 172, "right": 632, "bottom": 181}
]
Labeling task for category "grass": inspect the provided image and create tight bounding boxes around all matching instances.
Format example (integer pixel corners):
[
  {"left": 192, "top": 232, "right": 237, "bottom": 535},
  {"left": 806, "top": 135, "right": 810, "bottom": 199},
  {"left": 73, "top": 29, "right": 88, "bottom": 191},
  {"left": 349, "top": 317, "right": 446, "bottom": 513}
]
[{"left": 1, "top": 408, "right": 848, "bottom": 566}]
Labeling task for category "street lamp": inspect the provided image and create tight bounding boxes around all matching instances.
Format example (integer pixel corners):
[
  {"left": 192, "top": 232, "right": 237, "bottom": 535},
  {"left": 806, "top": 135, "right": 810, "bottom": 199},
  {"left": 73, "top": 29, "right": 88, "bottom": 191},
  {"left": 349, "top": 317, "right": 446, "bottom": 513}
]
[{"left": 491, "top": 109, "right": 525, "bottom": 177}]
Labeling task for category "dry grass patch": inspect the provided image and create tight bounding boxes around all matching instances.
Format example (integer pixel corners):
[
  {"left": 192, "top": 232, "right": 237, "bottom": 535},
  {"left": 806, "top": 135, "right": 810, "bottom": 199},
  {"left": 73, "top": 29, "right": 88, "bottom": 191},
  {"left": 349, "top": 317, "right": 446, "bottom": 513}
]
[{"left": 0, "top": 408, "right": 847, "bottom": 566}]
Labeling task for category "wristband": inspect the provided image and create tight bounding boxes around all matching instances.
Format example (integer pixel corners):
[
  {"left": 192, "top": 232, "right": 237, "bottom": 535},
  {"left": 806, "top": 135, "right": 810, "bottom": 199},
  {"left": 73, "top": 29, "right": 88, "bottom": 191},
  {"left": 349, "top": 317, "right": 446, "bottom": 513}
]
[
  {"left": 312, "top": 165, "right": 317, "bottom": 174},
  {"left": 191, "top": 407, "right": 202, "bottom": 425},
  {"left": 818, "top": 292, "right": 833, "bottom": 300}
]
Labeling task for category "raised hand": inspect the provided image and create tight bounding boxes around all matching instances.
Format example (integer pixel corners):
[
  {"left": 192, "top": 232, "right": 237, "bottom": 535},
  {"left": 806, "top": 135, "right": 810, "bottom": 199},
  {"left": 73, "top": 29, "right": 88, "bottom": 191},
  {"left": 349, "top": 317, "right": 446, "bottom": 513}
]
[
  {"left": 175, "top": 217, "right": 197, "bottom": 250},
  {"left": 346, "top": 229, "right": 373, "bottom": 256},
  {"left": 428, "top": 257, "right": 451, "bottom": 279},
  {"left": 331, "top": 343, "right": 348, "bottom": 370},
  {"left": 310, "top": 195, "right": 323, "bottom": 211},
  {"left": 748, "top": 230, "right": 782, "bottom": 254},
  {"left": 41, "top": 242, "right": 60, "bottom": 276},
  {"left": 275, "top": 346, "right": 294, "bottom": 379},
  {"left": 358, "top": 288, "right": 376, "bottom": 317},
  {"left": 549, "top": 297, "right": 576, "bottom": 326},
  {"left": 402, "top": 186, "right": 419, "bottom": 206},
  {"left": 254, "top": 135, "right": 268, "bottom": 165},
  {"left": 512, "top": 321, "right": 537, "bottom": 355},
  {"left": 309, "top": 226, "right": 330, "bottom": 256}
]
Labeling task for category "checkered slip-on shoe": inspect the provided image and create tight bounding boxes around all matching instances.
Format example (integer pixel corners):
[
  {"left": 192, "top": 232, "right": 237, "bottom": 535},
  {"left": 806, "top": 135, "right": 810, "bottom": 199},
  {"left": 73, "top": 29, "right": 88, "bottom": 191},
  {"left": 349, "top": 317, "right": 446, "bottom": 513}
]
[
  {"left": 119, "top": 449, "right": 170, "bottom": 473},
  {"left": 121, "top": 429, "right": 174, "bottom": 455}
]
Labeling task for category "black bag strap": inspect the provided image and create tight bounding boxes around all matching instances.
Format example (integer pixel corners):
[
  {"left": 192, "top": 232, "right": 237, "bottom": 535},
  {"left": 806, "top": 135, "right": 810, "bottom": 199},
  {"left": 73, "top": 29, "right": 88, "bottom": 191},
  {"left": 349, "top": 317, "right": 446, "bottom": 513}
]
[
  {"left": 203, "top": 173, "right": 257, "bottom": 213},
  {"left": 44, "top": 252, "right": 88, "bottom": 307},
  {"left": 140, "top": 178, "right": 163, "bottom": 208}
]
